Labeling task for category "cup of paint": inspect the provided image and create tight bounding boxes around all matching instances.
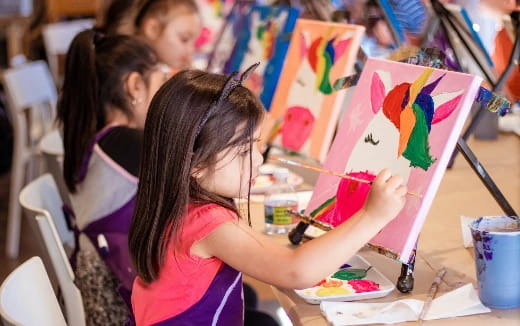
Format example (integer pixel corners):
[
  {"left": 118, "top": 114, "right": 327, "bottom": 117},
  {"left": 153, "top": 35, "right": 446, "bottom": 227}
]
[{"left": 470, "top": 215, "right": 520, "bottom": 309}]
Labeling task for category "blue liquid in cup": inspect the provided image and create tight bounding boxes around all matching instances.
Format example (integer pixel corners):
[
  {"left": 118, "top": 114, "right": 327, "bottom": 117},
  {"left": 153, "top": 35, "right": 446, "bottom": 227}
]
[{"left": 470, "top": 216, "right": 520, "bottom": 309}]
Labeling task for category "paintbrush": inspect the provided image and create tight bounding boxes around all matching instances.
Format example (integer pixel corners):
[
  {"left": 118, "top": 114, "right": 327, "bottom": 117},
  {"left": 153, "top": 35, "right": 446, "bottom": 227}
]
[
  {"left": 286, "top": 210, "right": 334, "bottom": 232},
  {"left": 271, "top": 156, "right": 422, "bottom": 198},
  {"left": 418, "top": 267, "right": 447, "bottom": 324}
]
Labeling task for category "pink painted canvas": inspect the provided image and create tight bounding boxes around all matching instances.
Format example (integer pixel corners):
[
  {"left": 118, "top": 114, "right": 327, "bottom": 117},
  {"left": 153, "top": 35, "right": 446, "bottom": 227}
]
[
  {"left": 305, "top": 58, "right": 482, "bottom": 263},
  {"left": 265, "top": 19, "right": 364, "bottom": 162}
]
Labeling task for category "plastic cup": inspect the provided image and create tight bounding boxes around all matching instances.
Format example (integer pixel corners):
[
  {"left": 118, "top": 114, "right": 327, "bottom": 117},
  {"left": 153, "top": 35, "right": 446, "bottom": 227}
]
[{"left": 470, "top": 216, "right": 520, "bottom": 309}]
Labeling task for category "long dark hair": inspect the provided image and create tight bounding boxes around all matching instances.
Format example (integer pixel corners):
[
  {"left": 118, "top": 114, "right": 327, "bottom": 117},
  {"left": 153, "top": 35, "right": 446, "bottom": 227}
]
[
  {"left": 129, "top": 70, "right": 265, "bottom": 283},
  {"left": 57, "top": 29, "right": 159, "bottom": 193}
]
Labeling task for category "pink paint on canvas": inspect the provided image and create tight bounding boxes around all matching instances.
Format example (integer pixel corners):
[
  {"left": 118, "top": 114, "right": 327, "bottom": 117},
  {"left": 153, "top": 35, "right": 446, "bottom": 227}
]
[{"left": 305, "top": 58, "right": 482, "bottom": 263}]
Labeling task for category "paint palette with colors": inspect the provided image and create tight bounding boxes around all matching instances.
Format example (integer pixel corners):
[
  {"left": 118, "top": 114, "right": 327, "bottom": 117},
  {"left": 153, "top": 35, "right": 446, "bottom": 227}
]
[{"left": 295, "top": 255, "right": 394, "bottom": 304}]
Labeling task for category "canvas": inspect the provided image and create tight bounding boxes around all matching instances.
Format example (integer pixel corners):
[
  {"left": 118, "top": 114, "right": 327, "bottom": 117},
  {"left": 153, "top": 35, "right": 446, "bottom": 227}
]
[
  {"left": 443, "top": 3, "right": 495, "bottom": 83},
  {"left": 206, "top": 1, "right": 253, "bottom": 73},
  {"left": 377, "top": 0, "right": 406, "bottom": 45},
  {"left": 266, "top": 19, "right": 364, "bottom": 162},
  {"left": 424, "top": 2, "right": 495, "bottom": 84},
  {"left": 305, "top": 58, "right": 482, "bottom": 263},
  {"left": 195, "top": 0, "right": 234, "bottom": 55},
  {"left": 225, "top": 5, "right": 299, "bottom": 109}
]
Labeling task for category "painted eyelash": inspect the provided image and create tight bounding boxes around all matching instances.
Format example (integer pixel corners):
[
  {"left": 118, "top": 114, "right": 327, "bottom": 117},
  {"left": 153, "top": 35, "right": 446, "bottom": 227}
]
[{"left": 364, "top": 133, "right": 380, "bottom": 145}]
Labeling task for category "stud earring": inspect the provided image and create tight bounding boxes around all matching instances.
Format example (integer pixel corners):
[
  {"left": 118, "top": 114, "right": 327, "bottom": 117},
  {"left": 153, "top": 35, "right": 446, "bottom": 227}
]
[{"left": 131, "top": 98, "right": 143, "bottom": 105}]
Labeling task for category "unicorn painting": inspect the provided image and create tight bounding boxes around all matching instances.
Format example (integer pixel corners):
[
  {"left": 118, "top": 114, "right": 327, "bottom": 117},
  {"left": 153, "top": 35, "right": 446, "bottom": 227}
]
[
  {"left": 226, "top": 5, "right": 298, "bottom": 108},
  {"left": 312, "top": 67, "right": 464, "bottom": 226},
  {"left": 305, "top": 58, "right": 481, "bottom": 262},
  {"left": 267, "top": 20, "right": 364, "bottom": 162}
]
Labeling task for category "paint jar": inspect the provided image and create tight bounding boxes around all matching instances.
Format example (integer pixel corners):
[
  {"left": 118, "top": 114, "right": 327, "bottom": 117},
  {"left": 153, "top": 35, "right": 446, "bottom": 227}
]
[
  {"left": 264, "top": 168, "right": 298, "bottom": 235},
  {"left": 470, "top": 216, "right": 520, "bottom": 309}
]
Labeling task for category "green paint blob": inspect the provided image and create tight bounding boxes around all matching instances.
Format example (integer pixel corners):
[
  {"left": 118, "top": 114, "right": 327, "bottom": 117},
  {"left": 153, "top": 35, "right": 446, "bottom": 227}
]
[
  {"left": 256, "top": 26, "right": 265, "bottom": 40},
  {"left": 319, "top": 51, "right": 333, "bottom": 95},
  {"left": 331, "top": 267, "right": 370, "bottom": 280},
  {"left": 403, "top": 103, "right": 436, "bottom": 170}
]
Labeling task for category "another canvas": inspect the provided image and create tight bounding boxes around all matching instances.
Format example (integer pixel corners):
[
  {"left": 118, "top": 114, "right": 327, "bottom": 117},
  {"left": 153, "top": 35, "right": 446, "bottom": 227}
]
[
  {"left": 305, "top": 58, "right": 482, "bottom": 263},
  {"left": 225, "top": 5, "right": 299, "bottom": 109},
  {"left": 267, "top": 19, "right": 364, "bottom": 162},
  {"left": 206, "top": 1, "right": 253, "bottom": 73},
  {"left": 444, "top": 3, "right": 495, "bottom": 83},
  {"left": 377, "top": 0, "right": 406, "bottom": 45},
  {"left": 195, "top": 0, "right": 234, "bottom": 56},
  {"left": 424, "top": 2, "right": 495, "bottom": 84}
]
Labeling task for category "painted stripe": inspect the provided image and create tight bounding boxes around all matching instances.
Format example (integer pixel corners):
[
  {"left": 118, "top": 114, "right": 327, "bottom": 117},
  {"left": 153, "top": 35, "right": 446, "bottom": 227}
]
[{"left": 211, "top": 272, "right": 242, "bottom": 326}]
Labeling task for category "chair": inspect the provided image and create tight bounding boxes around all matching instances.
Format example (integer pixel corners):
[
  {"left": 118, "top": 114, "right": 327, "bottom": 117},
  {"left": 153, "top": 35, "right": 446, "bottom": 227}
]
[
  {"left": 0, "top": 257, "right": 68, "bottom": 326},
  {"left": 42, "top": 19, "right": 95, "bottom": 84},
  {"left": 46, "top": 0, "right": 101, "bottom": 23},
  {"left": 39, "top": 129, "right": 72, "bottom": 208},
  {"left": 19, "top": 174, "right": 84, "bottom": 326},
  {"left": 2, "top": 60, "right": 58, "bottom": 258}
]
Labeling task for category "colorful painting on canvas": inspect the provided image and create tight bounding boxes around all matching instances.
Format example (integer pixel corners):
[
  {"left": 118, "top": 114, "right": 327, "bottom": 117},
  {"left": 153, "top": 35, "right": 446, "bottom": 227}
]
[
  {"left": 225, "top": 5, "right": 299, "bottom": 109},
  {"left": 195, "top": 0, "right": 234, "bottom": 55},
  {"left": 305, "top": 58, "right": 482, "bottom": 263},
  {"left": 206, "top": 1, "right": 252, "bottom": 73},
  {"left": 266, "top": 19, "right": 364, "bottom": 162}
]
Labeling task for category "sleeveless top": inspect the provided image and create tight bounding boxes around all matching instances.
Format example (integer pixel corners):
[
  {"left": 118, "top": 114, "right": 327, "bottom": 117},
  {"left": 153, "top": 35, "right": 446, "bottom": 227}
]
[
  {"left": 132, "top": 204, "right": 244, "bottom": 326},
  {"left": 66, "top": 126, "right": 139, "bottom": 324}
]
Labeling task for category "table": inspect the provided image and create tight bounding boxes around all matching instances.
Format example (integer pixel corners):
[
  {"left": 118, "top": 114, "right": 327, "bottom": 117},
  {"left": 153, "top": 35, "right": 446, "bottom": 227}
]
[{"left": 245, "top": 136, "right": 520, "bottom": 326}]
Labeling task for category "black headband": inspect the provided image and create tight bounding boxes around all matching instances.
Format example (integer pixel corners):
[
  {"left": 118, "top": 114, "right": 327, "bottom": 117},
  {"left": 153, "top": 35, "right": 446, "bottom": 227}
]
[{"left": 194, "top": 62, "right": 260, "bottom": 140}]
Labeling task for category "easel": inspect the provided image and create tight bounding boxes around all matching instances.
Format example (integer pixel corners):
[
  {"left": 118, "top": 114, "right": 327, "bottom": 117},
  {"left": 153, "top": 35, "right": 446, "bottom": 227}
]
[
  {"left": 424, "top": 1, "right": 519, "bottom": 215},
  {"left": 449, "top": 13, "right": 520, "bottom": 167},
  {"left": 284, "top": 60, "right": 517, "bottom": 295},
  {"left": 426, "top": 0, "right": 520, "bottom": 167},
  {"left": 263, "top": 1, "right": 518, "bottom": 294}
]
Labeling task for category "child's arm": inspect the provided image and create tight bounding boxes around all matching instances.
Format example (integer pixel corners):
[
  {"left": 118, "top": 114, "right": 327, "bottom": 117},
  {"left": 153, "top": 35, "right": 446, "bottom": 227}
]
[{"left": 191, "top": 169, "right": 406, "bottom": 289}]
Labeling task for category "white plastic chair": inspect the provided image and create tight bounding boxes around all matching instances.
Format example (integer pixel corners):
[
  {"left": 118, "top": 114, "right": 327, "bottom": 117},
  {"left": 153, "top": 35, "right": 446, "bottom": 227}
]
[
  {"left": 19, "top": 174, "right": 84, "bottom": 326},
  {"left": 2, "top": 60, "right": 58, "bottom": 258},
  {"left": 42, "top": 19, "right": 95, "bottom": 84},
  {"left": 0, "top": 257, "right": 67, "bottom": 326},
  {"left": 39, "top": 129, "right": 71, "bottom": 208}
]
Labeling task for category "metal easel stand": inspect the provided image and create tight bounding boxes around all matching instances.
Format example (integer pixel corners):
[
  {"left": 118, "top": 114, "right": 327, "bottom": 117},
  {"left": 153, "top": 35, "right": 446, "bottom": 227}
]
[{"left": 446, "top": 12, "right": 520, "bottom": 167}]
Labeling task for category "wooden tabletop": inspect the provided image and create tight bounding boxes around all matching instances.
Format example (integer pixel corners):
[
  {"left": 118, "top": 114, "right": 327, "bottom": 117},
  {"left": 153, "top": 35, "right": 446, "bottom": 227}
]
[{"left": 245, "top": 134, "right": 520, "bottom": 325}]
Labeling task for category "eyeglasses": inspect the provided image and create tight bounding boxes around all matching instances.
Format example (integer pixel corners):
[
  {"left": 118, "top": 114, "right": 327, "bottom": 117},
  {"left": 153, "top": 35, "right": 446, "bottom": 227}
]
[{"left": 194, "top": 62, "right": 260, "bottom": 140}]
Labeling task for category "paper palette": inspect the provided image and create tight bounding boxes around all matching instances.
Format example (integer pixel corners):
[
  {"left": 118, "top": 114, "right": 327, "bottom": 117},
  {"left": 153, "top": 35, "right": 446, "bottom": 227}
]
[{"left": 295, "top": 255, "right": 394, "bottom": 304}]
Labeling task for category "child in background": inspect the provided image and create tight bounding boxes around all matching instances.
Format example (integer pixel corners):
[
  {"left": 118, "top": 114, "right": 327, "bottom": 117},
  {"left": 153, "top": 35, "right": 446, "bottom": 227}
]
[
  {"left": 99, "top": 0, "right": 201, "bottom": 72},
  {"left": 134, "top": 0, "right": 201, "bottom": 71},
  {"left": 360, "top": 0, "right": 396, "bottom": 58},
  {"left": 97, "top": 0, "right": 137, "bottom": 35},
  {"left": 128, "top": 65, "right": 407, "bottom": 325},
  {"left": 57, "top": 29, "right": 169, "bottom": 325}
]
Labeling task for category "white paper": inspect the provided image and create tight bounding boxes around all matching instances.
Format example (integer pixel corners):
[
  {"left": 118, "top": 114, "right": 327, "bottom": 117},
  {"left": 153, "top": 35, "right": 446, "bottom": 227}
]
[
  {"left": 321, "top": 284, "right": 491, "bottom": 325},
  {"left": 424, "top": 283, "right": 491, "bottom": 320}
]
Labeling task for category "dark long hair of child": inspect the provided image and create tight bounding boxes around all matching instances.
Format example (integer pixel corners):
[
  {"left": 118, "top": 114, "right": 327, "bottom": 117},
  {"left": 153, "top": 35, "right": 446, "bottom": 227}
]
[
  {"left": 129, "top": 70, "right": 265, "bottom": 283},
  {"left": 57, "top": 29, "right": 159, "bottom": 193}
]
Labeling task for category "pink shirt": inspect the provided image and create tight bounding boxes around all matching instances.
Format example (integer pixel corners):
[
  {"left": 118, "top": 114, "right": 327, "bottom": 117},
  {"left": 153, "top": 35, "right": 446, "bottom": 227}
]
[{"left": 132, "top": 204, "right": 238, "bottom": 326}]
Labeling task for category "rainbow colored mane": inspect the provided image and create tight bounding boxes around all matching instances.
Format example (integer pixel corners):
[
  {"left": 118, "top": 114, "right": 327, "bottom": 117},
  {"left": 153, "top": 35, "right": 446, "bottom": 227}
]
[
  {"left": 305, "top": 33, "right": 352, "bottom": 95},
  {"left": 372, "top": 68, "right": 462, "bottom": 170}
]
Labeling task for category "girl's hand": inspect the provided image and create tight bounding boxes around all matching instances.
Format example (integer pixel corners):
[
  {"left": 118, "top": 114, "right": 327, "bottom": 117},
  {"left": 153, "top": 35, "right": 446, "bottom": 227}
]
[{"left": 363, "top": 169, "right": 407, "bottom": 224}]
